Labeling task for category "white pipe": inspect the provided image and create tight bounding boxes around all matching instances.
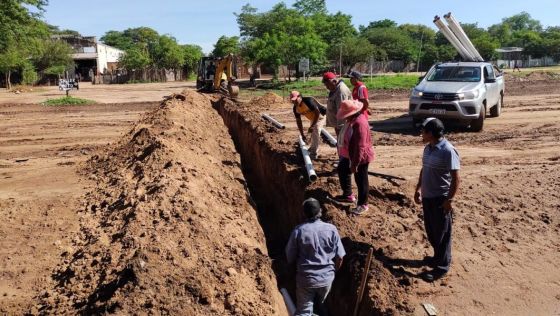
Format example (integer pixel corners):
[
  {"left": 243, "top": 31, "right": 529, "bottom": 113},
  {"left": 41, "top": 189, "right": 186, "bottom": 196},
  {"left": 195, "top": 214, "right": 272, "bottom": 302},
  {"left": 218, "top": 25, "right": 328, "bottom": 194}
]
[
  {"left": 444, "top": 12, "right": 484, "bottom": 62},
  {"left": 321, "top": 128, "right": 337, "bottom": 146},
  {"left": 433, "top": 16, "right": 474, "bottom": 61},
  {"left": 298, "top": 136, "right": 318, "bottom": 182},
  {"left": 262, "top": 113, "right": 286, "bottom": 129},
  {"left": 280, "top": 288, "right": 296, "bottom": 316}
]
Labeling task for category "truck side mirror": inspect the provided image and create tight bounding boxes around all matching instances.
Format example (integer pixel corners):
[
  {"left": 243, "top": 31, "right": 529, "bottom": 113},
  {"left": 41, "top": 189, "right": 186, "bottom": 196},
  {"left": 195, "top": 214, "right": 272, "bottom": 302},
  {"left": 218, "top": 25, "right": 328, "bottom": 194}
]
[
  {"left": 417, "top": 75, "right": 425, "bottom": 83},
  {"left": 485, "top": 78, "right": 496, "bottom": 83}
]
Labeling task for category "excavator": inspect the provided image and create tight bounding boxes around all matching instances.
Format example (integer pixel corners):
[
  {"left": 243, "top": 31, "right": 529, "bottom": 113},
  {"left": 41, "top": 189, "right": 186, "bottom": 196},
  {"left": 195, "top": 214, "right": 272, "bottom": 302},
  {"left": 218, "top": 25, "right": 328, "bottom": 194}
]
[{"left": 196, "top": 53, "right": 239, "bottom": 98}]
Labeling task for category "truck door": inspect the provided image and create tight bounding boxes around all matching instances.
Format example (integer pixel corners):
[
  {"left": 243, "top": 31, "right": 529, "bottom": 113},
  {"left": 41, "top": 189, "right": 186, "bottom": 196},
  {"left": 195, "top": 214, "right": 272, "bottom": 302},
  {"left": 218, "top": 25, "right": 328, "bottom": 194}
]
[{"left": 484, "top": 65, "right": 498, "bottom": 107}]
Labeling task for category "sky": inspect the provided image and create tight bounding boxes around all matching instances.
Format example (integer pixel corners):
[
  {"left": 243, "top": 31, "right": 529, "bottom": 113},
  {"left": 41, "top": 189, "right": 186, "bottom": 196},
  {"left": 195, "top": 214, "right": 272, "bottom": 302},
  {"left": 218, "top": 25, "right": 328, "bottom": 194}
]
[{"left": 43, "top": 0, "right": 559, "bottom": 54}]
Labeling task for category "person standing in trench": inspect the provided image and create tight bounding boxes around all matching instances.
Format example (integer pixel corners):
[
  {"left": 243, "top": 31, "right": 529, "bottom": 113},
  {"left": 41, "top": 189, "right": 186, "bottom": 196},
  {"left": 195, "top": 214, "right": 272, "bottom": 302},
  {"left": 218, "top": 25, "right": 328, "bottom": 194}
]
[
  {"left": 414, "top": 117, "right": 460, "bottom": 282},
  {"left": 286, "top": 198, "right": 345, "bottom": 316}
]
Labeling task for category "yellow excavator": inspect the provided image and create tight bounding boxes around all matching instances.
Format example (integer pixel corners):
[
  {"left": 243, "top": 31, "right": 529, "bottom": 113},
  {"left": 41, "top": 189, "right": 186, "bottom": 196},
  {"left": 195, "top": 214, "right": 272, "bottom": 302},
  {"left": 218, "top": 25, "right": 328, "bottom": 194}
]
[{"left": 196, "top": 53, "right": 239, "bottom": 98}]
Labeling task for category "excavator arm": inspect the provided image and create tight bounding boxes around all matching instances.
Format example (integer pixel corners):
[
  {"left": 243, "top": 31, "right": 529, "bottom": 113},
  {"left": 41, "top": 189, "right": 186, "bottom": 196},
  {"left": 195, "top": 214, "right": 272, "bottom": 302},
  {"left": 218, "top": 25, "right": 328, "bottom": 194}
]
[{"left": 212, "top": 54, "right": 239, "bottom": 98}]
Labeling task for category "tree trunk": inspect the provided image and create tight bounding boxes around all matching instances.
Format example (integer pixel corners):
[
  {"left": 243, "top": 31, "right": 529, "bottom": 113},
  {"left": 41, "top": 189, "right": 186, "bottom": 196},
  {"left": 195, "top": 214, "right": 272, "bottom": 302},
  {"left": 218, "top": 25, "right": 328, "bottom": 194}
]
[{"left": 6, "top": 72, "right": 11, "bottom": 90}]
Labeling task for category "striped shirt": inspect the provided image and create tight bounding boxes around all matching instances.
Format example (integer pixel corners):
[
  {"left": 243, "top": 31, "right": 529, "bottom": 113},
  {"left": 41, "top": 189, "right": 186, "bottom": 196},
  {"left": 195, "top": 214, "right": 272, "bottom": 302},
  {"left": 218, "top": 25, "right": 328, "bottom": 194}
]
[{"left": 421, "top": 138, "right": 460, "bottom": 198}]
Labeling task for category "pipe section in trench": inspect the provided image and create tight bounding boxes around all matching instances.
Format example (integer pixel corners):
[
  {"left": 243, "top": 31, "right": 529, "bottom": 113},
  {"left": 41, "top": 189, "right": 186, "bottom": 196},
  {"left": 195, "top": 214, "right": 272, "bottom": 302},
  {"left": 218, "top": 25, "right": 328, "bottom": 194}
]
[{"left": 213, "top": 97, "right": 389, "bottom": 316}]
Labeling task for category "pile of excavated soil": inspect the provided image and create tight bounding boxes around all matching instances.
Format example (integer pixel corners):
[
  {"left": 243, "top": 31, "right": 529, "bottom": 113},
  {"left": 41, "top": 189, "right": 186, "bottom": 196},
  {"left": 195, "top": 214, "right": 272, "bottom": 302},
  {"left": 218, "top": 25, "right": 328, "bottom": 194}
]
[
  {"left": 252, "top": 92, "right": 289, "bottom": 109},
  {"left": 35, "top": 91, "right": 285, "bottom": 315}
]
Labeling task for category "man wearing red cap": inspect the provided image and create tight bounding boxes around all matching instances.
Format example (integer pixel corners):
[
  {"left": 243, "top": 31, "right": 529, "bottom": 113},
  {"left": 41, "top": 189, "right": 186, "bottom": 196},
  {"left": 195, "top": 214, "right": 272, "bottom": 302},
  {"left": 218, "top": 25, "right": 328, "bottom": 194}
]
[
  {"left": 322, "top": 72, "right": 352, "bottom": 136},
  {"left": 290, "top": 91, "right": 326, "bottom": 159},
  {"left": 347, "top": 70, "right": 370, "bottom": 116}
]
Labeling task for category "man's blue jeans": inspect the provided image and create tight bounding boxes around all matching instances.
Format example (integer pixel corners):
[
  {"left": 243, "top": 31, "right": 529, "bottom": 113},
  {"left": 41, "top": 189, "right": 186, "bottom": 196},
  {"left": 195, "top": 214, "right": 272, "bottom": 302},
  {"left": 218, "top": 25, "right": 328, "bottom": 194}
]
[{"left": 295, "top": 283, "right": 332, "bottom": 316}]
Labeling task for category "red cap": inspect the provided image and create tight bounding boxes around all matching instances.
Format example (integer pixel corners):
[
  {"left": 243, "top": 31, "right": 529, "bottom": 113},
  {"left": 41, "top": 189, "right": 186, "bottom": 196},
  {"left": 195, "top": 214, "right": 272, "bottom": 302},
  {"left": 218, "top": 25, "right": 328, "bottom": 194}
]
[{"left": 322, "top": 72, "right": 336, "bottom": 81}]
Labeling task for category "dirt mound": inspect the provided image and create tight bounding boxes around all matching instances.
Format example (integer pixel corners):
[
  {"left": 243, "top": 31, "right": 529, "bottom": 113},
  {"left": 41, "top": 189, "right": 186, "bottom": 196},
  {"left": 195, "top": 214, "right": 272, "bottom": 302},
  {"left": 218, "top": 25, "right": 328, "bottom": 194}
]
[
  {"left": 504, "top": 71, "right": 560, "bottom": 83},
  {"left": 251, "top": 92, "right": 289, "bottom": 109},
  {"left": 36, "top": 90, "right": 285, "bottom": 315}
]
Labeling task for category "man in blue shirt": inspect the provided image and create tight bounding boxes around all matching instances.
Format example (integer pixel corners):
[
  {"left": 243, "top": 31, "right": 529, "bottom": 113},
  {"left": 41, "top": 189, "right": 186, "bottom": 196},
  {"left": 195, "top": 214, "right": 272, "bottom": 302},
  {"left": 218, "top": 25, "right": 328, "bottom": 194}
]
[
  {"left": 286, "top": 198, "right": 346, "bottom": 316},
  {"left": 414, "top": 118, "right": 460, "bottom": 282}
]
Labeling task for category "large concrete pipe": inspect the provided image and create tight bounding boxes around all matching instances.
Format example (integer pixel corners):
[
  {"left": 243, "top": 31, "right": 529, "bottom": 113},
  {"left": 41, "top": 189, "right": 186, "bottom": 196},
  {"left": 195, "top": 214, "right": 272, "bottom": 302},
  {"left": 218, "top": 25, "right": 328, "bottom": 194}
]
[
  {"left": 262, "top": 113, "right": 286, "bottom": 129},
  {"left": 444, "top": 12, "right": 484, "bottom": 62},
  {"left": 298, "top": 135, "right": 318, "bottom": 182},
  {"left": 321, "top": 128, "right": 337, "bottom": 146},
  {"left": 434, "top": 16, "right": 474, "bottom": 61},
  {"left": 280, "top": 288, "right": 296, "bottom": 316}
]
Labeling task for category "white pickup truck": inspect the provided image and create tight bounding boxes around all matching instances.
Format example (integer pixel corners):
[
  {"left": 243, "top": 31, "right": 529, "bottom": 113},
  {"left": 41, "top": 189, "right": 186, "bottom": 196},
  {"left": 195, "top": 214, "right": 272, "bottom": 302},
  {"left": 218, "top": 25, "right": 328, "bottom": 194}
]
[{"left": 409, "top": 61, "right": 505, "bottom": 132}]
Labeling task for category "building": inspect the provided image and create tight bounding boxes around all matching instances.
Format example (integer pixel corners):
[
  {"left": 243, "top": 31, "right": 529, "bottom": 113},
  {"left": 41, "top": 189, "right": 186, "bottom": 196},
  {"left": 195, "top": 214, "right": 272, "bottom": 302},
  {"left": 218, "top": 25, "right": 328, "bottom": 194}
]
[{"left": 53, "top": 35, "right": 124, "bottom": 82}]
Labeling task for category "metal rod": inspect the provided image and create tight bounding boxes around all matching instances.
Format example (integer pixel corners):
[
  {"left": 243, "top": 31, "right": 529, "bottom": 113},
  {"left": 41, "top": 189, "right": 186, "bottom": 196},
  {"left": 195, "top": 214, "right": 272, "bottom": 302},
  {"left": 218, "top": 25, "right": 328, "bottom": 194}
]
[
  {"left": 280, "top": 288, "right": 296, "bottom": 316},
  {"left": 433, "top": 16, "right": 474, "bottom": 61},
  {"left": 261, "top": 114, "right": 285, "bottom": 129},
  {"left": 320, "top": 128, "right": 337, "bottom": 146},
  {"left": 353, "top": 247, "right": 374, "bottom": 316},
  {"left": 298, "top": 136, "right": 318, "bottom": 182},
  {"left": 444, "top": 12, "right": 484, "bottom": 62}
]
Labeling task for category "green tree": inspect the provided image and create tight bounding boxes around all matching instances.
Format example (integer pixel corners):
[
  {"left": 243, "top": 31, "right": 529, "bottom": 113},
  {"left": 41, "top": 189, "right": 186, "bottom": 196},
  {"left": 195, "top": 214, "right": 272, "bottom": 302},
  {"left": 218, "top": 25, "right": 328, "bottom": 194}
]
[
  {"left": 359, "top": 19, "right": 398, "bottom": 32},
  {"left": 501, "top": 12, "right": 542, "bottom": 32},
  {"left": 119, "top": 47, "right": 150, "bottom": 71},
  {"left": 33, "top": 39, "right": 74, "bottom": 76},
  {"left": 0, "top": 0, "right": 49, "bottom": 87},
  {"left": 211, "top": 36, "right": 240, "bottom": 57},
  {"left": 152, "top": 35, "right": 184, "bottom": 69},
  {"left": 330, "top": 35, "right": 374, "bottom": 72},
  {"left": 182, "top": 44, "right": 203, "bottom": 78},
  {"left": 362, "top": 27, "right": 415, "bottom": 64},
  {"left": 293, "top": 0, "right": 327, "bottom": 16}
]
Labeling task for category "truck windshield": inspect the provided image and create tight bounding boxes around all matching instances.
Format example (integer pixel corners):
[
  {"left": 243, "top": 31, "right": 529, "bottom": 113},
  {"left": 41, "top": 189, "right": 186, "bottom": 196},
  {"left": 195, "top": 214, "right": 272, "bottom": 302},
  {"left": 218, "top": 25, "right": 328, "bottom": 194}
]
[{"left": 426, "top": 66, "right": 481, "bottom": 82}]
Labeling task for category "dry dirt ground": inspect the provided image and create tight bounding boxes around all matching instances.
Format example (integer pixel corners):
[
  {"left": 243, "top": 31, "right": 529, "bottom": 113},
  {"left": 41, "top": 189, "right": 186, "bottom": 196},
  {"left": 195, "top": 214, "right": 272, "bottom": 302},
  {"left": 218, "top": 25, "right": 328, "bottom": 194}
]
[{"left": 0, "top": 76, "right": 559, "bottom": 315}]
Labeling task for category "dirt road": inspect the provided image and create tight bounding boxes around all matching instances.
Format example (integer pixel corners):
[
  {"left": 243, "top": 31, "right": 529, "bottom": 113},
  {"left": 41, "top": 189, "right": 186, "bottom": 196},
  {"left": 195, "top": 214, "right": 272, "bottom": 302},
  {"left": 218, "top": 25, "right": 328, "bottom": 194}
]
[{"left": 0, "top": 76, "right": 559, "bottom": 314}]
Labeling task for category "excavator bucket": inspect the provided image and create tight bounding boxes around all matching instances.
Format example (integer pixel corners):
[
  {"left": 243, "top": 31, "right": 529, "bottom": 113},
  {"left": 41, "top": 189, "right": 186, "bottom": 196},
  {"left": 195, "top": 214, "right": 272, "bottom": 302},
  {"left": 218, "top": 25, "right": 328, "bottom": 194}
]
[{"left": 228, "top": 85, "right": 239, "bottom": 98}]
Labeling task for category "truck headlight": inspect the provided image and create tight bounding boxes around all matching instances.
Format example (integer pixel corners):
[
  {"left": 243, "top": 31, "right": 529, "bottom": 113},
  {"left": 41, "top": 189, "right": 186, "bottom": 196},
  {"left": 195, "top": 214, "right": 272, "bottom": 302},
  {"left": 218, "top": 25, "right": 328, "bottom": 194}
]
[
  {"left": 412, "top": 89, "right": 423, "bottom": 97},
  {"left": 463, "top": 90, "right": 480, "bottom": 100}
]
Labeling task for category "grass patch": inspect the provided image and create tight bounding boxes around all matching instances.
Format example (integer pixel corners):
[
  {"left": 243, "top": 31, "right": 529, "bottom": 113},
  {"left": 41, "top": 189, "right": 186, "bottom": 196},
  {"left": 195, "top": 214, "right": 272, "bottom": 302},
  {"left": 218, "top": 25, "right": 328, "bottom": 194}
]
[
  {"left": 42, "top": 96, "right": 96, "bottom": 106},
  {"left": 242, "top": 74, "right": 419, "bottom": 98}
]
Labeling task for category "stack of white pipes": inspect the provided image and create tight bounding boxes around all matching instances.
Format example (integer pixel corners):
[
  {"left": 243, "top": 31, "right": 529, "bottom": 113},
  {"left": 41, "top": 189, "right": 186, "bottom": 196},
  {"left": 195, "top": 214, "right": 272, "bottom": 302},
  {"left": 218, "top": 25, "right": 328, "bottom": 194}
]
[{"left": 433, "top": 13, "right": 484, "bottom": 62}]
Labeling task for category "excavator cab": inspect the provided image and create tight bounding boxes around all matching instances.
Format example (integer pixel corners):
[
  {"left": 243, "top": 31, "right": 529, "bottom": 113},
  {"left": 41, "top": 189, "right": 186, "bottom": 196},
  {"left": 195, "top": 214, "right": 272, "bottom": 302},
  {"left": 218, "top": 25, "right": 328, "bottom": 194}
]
[{"left": 196, "top": 54, "right": 239, "bottom": 98}]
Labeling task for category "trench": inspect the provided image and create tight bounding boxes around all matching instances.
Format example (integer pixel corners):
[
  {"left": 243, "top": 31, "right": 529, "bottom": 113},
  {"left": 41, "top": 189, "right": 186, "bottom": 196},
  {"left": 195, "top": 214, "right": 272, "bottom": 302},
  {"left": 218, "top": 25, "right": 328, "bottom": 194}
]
[{"left": 213, "top": 97, "right": 385, "bottom": 316}]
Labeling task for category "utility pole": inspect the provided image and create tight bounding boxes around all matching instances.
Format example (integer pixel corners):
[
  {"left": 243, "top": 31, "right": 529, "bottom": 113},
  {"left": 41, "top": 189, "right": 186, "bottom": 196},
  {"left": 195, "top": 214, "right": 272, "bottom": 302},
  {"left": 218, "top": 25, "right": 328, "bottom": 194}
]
[
  {"left": 339, "top": 44, "right": 342, "bottom": 76},
  {"left": 416, "top": 31, "right": 424, "bottom": 73}
]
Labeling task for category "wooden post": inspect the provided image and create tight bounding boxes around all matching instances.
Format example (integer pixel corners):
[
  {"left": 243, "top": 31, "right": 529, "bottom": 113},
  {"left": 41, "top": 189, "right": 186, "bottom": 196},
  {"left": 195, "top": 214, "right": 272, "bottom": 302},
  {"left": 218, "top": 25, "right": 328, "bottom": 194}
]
[{"left": 353, "top": 247, "right": 373, "bottom": 316}]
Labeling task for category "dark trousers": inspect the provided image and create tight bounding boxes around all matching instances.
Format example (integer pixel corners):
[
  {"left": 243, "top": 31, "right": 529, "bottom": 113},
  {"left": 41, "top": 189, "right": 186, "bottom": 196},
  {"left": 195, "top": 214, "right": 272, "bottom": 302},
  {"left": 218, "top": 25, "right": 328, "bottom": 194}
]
[
  {"left": 422, "top": 196, "right": 452, "bottom": 271},
  {"left": 338, "top": 157, "right": 369, "bottom": 206}
]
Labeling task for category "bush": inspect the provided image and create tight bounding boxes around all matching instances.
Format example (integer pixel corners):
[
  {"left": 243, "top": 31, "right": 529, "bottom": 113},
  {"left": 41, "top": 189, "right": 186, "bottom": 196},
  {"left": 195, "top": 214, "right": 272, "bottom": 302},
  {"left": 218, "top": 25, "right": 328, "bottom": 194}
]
[
  {"left": 21, "top": 62, "right": 38, "bottom": 85},
  {"left": 42, "top": 96, "right": 96, "bottom": 106}
]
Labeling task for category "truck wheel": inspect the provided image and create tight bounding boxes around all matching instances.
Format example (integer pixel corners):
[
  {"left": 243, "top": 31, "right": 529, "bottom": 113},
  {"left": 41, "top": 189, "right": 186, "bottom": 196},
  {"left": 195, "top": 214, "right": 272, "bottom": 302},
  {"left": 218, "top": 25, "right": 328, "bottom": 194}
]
[
  {"left": 471, "top": 105, "right": 485, "bottom": 132},
  {"left": 490, "top": 94, "right": 502, "bottom": 117},
  {"left": 412, "top": 117, "right": 422, "bottom": 128}
]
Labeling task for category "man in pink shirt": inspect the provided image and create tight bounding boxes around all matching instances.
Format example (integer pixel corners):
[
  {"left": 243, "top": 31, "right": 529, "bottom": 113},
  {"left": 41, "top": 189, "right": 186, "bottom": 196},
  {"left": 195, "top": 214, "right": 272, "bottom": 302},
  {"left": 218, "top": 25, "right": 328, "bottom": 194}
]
[{"left": 347, "top": 70, "right": 370, "bottom": 116}]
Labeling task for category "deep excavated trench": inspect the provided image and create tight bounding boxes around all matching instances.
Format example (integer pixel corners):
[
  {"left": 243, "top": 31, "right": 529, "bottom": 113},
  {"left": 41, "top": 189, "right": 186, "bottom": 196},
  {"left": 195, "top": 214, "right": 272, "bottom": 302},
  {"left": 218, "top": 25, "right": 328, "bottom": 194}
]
[
  {"left": 38, "top": 91, "right": 405, "bottom": 315},
  {"left": 213, "top": 96, "right": 388, "bottom": 316}
]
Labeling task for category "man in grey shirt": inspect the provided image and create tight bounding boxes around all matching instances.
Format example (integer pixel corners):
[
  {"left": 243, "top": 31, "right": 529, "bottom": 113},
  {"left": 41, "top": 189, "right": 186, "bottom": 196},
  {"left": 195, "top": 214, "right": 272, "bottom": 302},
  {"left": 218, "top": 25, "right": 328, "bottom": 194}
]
[
  {"left": 414, "top": 118, "right": 460, "bottom": 282},
  {"left": 286, "top": 198, "right": 346, "bottom": 316},
  {"left": 322, "top": 72, "right": 352, "bottom": 136}
]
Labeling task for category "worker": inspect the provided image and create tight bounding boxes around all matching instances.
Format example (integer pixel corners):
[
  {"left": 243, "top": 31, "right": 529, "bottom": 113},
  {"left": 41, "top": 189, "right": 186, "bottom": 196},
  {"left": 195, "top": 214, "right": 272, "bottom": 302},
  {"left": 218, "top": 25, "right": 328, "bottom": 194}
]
[
  {"left": 322, "top": 72, "right": 351, "bottom": 136},
  {"left": 206, "top": 62, "right": 216, "bottom": 80},
  {"left": 414, "top": 118, "right": 460, "bottom": 282},
  {"left": 286, "top": 198, "right": 345, "bottom": 316},
  {"left": 290, "top": 91, "right": 326, "bottom": 159},
  {"left": 347, "top": 70, "right": 370, "bottom": 116},
  {"left": 334, "top": 100, "right": 374, "bottom": 214}
]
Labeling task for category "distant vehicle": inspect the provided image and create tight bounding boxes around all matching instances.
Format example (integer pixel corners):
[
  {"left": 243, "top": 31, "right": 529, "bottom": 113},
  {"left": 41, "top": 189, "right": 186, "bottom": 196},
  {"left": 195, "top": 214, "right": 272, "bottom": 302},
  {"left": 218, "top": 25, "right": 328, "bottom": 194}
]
[
  {"left": 409, "top": 62, "right": 505, "bottom": 132},
  {"left": 196, "top": 54, "right": 239, "bottom": 98}
]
